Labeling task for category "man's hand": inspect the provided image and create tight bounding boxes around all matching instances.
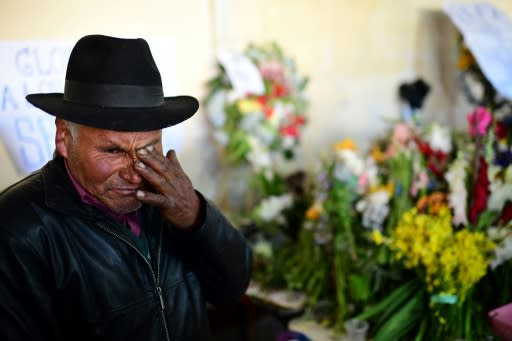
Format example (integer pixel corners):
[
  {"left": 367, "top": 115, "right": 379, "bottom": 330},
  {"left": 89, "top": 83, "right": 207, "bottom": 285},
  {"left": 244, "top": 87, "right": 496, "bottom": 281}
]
[{"left": 134, "top": 146, "right": 201, "bottom": 230}]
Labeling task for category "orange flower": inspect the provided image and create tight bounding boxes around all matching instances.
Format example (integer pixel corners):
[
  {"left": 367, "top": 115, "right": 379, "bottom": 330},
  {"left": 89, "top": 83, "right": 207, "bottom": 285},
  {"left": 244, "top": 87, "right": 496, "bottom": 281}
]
[
  {"left": 416, "top": 192, "right": 447, "bottom": 215},
  {"left": 305, "top": 203, "right": 323, "bottom": 221}
]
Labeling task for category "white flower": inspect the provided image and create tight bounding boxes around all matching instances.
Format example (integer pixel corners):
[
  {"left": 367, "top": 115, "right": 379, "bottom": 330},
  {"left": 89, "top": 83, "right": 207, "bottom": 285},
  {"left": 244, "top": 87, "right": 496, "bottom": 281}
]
[
  {"left": 487, "top": 180, "right": 512, "bottom": 212},
  {"left": 488, "top": 165, "right": 512, "bottom": 212},
  {"left": 356, "top": 191, "right": 390, "bottom": 230},
  {"left": 336, "top": 149, "right": 364, "bottom": 176},
  {"left": 491, "top": 235, "right": 512, "bottom": 270},
  {"left": 253, "top": 240, "right": 273, "bottom": 259},
  {"left": 445, "top": 153, "right": 468, "bottom": 226},
  {"left": 357, "top": 157, "right": 379, "bottom": 194},
  {"left": 364, "top": 157, "right": 379, "bottom": 187},
  {"left": 487, "top": 226, "right": 509, "bottom": 240},
  {"left": 256, "top": 194, "right": 294, "bottom": 222},
  {"left": 427, "top": 123, "right": 452, "bottom": 153},
  {"left": 247, "top": 136, "right": 272, "bottom": 169}
]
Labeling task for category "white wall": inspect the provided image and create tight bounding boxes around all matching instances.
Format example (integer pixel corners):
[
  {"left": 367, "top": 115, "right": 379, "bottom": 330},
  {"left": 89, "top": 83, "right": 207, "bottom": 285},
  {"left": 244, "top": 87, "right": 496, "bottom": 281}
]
[{"left": 1, "top": 0, "right": 512, "bottom": 203}]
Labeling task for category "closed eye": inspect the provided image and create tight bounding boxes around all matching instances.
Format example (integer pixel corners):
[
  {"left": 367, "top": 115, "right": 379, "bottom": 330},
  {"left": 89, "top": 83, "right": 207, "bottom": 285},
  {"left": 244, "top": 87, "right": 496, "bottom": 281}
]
[{"left": 105, "top": 148, "right": 124, "bottom": 154}]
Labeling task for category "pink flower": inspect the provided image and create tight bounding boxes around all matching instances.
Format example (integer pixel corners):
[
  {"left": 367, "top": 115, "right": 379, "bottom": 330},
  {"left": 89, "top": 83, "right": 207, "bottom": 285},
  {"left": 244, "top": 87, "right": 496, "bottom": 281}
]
[
  {"left": 467, "top": 106, "right": 492, "bottom": 136},
  {"left": 358, "top": 173, "right": 369, "bottom": 193},
  {"left": 392, "top": 123, "right": 412, "bottom": 146}
]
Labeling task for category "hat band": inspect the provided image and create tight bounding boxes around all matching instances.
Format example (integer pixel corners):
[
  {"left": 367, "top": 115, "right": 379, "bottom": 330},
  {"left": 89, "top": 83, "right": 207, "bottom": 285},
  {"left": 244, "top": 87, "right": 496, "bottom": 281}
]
[{"left": 64, "top": 80, "right": 164, "bottom": 108}]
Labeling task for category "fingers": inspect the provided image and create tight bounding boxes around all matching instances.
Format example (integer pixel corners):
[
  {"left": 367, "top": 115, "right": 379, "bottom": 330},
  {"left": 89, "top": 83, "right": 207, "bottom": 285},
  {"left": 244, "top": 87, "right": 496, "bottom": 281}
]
[
  {"left": 166, "top": 149, "right": 178, "bottom": 164},
  {"left": 134, "top": 146, "right": 188, "bottom": 199},
  {"left": 137, "top": 146, "right": 175, "bottom": 178},
  {"left": 134, "top": 146, "right": 200, "bottom": 228},
  {"left": 134, "top": 157, "right": 172, "bottom": 195},
  {"left": 136, "top": 188, "right": 168, "bottom": 208}
]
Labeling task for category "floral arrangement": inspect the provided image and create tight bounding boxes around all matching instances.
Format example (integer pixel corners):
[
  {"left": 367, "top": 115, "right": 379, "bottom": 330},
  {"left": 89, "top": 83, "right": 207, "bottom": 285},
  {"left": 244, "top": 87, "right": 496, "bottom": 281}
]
[
  {"left": 251, "top": 139, "right": 381, "bottom": 331},
  {"left": 204, "top": 42, "right": 309, "bottom": 171},
  {"left": 237, "top": 34, "right": 512, "bottom": 340},
  {"left": 367, "top": 203, "right": 496, "bottom": 340},
  {"left": 248, "top": 100, "right": 512, "bottom": 339},
  {"left": 355, "top": 40, "right": 512, "bottom": 340}
]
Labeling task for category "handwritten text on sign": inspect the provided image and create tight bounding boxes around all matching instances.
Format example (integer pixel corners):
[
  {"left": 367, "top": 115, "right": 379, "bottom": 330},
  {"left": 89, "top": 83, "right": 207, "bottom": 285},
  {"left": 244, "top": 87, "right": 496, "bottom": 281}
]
[
  {"left": 0, "top": 39, "right": 182, "bottom": 175},
  {"left": 0, "top": 41, "right": 71, "bottom": 174}
]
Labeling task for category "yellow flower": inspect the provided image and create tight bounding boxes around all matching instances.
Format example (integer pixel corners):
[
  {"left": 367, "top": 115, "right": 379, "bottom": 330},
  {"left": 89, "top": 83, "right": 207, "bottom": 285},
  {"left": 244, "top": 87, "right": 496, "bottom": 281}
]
[
  {"left": 334, "top": 139, "right": 358, "bottom": 152},
  {"left": 371, "top": 230, "right": 385, "bottom": 245},
  {"left": 370, "top": 182, "right": 394, "bottom": 197},
  {"left": 371, "top": 145, "right": 386, "bottom": 162},
  {"left": 387, "top": 207, "right": 495, "bottom": 301},
  {"left": 236, "top": 99, "right": 262, "bottom": 113}
]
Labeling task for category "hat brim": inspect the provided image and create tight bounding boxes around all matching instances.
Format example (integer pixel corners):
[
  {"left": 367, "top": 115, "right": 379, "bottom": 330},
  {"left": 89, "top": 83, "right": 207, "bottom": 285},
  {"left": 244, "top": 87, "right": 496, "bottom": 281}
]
[{"left": 26, "top": 93, "right": 199, "bottom": 131}]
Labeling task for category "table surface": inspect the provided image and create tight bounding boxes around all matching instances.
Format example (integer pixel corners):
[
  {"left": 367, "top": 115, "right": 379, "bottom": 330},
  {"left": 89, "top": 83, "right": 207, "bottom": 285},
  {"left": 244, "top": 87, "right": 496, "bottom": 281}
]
[
  {"left": 246, "top": 282, "right": 362, "bottom": 341},
  {"left": 289, "top": 319, "right": 341, "bottom": 340}
]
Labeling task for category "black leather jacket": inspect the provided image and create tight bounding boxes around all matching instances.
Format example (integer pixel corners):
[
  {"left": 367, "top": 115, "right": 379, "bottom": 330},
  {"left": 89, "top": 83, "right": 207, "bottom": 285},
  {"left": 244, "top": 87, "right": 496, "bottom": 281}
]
[{"left": 0, "top": 156, "right": 252, "bottom": 340}]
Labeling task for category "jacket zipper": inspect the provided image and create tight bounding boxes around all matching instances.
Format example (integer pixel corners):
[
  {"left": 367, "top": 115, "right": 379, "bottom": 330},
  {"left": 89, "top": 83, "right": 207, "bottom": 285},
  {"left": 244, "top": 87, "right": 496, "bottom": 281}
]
[{"left": 97, "top": 222, "right": 170, "bottom": 341}]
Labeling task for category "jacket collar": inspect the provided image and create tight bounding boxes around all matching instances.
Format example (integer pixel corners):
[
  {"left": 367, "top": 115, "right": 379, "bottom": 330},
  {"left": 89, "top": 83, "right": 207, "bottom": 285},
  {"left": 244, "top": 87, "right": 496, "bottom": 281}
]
[{"left": 41, "top": 155, "right": 103, "bottom": 220}]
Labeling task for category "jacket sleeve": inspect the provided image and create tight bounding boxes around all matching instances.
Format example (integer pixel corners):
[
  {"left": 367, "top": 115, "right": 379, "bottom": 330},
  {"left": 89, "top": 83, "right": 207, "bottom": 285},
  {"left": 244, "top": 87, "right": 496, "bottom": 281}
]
[
  {"left": 0, "top": 227, "right": 59, "bottom": 341},
  {"left": 170, "top": 196, "right": 252, "bottom": 306}
]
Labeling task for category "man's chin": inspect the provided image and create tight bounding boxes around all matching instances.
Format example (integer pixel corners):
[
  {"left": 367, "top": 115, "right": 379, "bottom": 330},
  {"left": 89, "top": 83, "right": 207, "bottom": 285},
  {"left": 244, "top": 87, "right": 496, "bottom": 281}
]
[{"left": 108, "top": 199, "right": 142, "bottom": 215}]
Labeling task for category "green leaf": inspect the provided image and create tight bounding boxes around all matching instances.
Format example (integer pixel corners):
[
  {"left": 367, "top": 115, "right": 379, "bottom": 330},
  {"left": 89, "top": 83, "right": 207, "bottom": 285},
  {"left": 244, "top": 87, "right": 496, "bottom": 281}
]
[
  {"left": 354, "top": 279, "right": 420, "bottom": 321},
  {"left": 476, "top": 210, "right": 499, "bottom": 231},
  {"left": 349, "top": 274, "right": 371, "bottom": 302},
  {"left": 374, "top": 289, "right": 425, "bottom": 341}
]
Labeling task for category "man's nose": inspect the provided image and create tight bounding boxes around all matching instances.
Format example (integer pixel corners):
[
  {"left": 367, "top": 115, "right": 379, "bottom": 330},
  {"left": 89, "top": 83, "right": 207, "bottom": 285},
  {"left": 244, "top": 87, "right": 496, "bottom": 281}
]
[{"left": 119, "top": 155, "right": 143, "bottom": 184}]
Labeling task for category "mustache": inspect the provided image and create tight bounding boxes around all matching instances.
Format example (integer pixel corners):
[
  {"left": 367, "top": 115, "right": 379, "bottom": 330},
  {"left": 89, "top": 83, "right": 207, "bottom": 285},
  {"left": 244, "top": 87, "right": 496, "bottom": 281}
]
[{"left": 109, "top": 179, "right": 148, "bottom": 192}]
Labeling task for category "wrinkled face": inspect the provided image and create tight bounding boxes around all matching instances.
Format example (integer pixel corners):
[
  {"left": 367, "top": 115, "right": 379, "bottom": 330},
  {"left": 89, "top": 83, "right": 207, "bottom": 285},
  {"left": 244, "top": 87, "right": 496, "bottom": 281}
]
[{"left": 55, "top": 118, "right": 162, "bottom": 214}]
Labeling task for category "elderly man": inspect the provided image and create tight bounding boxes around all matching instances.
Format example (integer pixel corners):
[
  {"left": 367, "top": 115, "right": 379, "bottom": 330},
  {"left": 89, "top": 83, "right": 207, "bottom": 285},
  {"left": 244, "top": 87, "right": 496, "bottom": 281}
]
[{"left": 0, "top": 35, "right": 252, "bottom": 341}]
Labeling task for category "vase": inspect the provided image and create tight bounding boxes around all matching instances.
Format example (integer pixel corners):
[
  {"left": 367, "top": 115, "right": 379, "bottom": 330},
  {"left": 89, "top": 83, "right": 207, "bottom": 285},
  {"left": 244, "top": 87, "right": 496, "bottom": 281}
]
[{"left": 343, "top": 319, "right": 369, "bottom": 341}]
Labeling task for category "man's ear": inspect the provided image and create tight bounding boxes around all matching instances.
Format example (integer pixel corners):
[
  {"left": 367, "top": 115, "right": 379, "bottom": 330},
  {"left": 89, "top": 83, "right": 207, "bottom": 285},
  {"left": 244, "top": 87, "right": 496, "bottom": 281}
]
[{"left": 55, "top": 118, "right": 70, "bottom": 158}]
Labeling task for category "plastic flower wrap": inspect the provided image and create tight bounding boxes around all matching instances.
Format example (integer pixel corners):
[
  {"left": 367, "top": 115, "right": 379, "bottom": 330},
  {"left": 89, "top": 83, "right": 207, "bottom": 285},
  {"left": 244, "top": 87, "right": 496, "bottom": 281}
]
[{"left": 204, "top": 42, "right": 309, "bottom": 171}]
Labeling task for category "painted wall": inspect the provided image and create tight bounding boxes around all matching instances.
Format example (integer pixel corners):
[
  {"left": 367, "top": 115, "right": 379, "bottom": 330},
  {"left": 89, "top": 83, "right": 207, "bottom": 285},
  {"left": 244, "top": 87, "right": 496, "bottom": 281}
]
[{"left": 1, "top": 0, "right": 511, "bottom": 203}]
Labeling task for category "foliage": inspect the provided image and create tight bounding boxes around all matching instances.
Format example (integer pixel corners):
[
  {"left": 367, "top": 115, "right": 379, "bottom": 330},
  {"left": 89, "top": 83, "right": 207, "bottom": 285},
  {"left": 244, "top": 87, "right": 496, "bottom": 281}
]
[
  {"left": 208, "top": 38, "right": 512, "bottom": 340},
  {"left": 204, "top": 42, "right": 309, "bottom": 171}
]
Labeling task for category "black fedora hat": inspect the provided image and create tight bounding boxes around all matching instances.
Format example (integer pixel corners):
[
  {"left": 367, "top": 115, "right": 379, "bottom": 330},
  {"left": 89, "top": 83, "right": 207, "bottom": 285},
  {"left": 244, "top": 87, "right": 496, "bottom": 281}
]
[{"left": 26, "top": 34, "right": 199, "bottom": 131}]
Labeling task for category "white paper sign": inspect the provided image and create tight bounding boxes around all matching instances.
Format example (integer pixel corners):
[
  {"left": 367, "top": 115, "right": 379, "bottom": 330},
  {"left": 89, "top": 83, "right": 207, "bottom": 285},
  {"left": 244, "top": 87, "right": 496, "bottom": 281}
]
[
  {"left": 443, "top": 2, "right": 512, "bottom": 99},
  {"left": 218, "top": 50, "right": 265, "bottom": 96},
  {"left": 0, "top": 38, "right": 182, "bottom": 175}
]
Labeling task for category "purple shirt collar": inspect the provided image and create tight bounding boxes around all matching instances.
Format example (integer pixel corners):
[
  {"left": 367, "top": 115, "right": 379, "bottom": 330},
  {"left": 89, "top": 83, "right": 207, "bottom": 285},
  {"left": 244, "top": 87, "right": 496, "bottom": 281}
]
[{"left": 64, "top": 159, "right": 141, "bottom": 237}]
